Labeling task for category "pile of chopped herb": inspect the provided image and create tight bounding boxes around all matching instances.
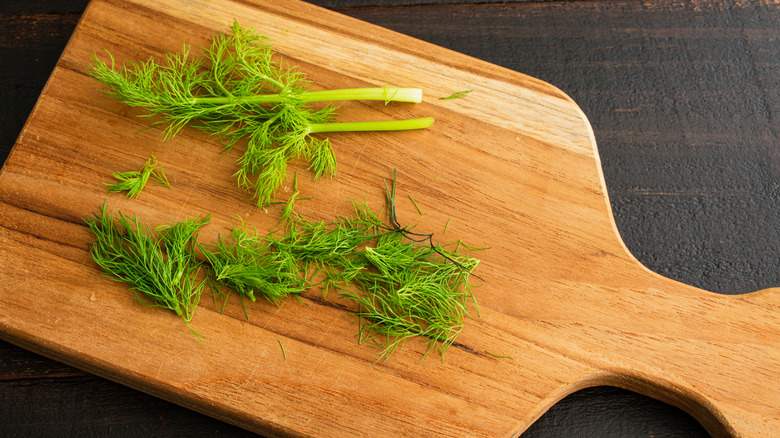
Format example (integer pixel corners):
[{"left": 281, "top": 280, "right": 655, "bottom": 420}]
[
  {"left": 86, "top": 173, "right": 482, "bottom": 360},
  {"left": 85, "top": 202, "right": 210, "bottom": 337}
]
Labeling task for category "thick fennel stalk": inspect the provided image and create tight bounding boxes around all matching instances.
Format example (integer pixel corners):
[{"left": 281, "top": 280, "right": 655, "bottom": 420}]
[
  {"left": 188, "top": 87, "right": 424, "bottom": 104},
  {"left": 309, "top": 117, "right": 434, "bottom": 134}
]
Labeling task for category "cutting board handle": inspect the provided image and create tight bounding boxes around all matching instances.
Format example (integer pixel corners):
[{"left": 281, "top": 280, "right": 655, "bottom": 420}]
[{"left": 556, "top": 266, "right": 780, "bottom": 437}]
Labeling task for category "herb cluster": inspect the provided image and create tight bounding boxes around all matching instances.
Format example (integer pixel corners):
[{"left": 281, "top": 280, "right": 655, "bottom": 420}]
[
  {"left": 86, "top": 174, "right": 482, "bottom": 360},
  {"left": 90, "top": 21, "right": 433, "bottom": 205},
  {"left": 85, "top": 203, "right": 210, "bottom": 337}
]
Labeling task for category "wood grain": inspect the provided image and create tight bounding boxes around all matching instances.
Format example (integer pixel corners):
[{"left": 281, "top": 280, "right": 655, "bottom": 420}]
[
  {"left": 341, "top": 0, "right": 780, "bottom": 297},
  {"left": 0, "top": 0, "right": 777, "bottom": 437}
]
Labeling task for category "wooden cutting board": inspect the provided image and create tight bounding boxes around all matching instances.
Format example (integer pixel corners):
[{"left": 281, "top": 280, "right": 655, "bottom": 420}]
[{"left": 0, "top": 0, "right": 777, "bottom": 436}]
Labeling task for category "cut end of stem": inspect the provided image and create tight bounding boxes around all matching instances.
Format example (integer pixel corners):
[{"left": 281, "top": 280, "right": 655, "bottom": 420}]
[{"left": 391, "top": 87, "right": 424, "bottom": 104}]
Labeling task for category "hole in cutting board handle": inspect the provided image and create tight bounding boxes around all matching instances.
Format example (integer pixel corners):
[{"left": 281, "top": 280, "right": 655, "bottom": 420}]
[
  {"left": 520, "top": 386, "right": 711, "bottom": 438},
  {"left": 520, "top": 371, "right": 737, "bottom": 438}
]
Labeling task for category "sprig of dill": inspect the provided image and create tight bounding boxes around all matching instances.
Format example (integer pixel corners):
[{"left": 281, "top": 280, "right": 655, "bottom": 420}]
[
  {"left": 85, "top": 202, "right": 210, "bottom": 337},
  {"left": 344, "top": 231, "right": 479, "bottom": 361},
  {"left": 89, "top": 21, "right": 433, "bottom": 205},
  {"left": 347, "top": 173, "right": 480, "bottom": 361},
  {"left": 270, "top": 200, "right": 382, "bottom": 297},
  {"left": 105, "top": 155, "right": 170, "bottom": 198},
  {"left": 200, "top": 221, "right": 307, "bottom": 306},
  {"left": 271, "top": 171, "right": 481, "bottom": 361}
]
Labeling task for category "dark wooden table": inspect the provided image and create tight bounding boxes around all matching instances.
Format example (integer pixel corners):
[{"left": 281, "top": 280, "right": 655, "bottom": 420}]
[{"left": 1, "top": 1, "right": 777, "bottom": 436}]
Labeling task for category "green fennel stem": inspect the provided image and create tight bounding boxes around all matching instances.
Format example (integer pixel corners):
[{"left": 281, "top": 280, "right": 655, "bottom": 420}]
[
  {"left": 309, "top": 117, "right": 434, "bottom": 134},
  {"left": 189, "top": 87, "right": 423, "bottom": 105}
]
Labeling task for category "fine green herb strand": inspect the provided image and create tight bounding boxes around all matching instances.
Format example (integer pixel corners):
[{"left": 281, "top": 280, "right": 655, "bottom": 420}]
[
  {"left": 105, "top": 155, "right": 170, "bottom": 198},
  {"left": 84, "top": 202, "right": 210, "bottom": 337},
  {"left": 456, "top": 241, "right": 492, "bottom": 252},
  {"left": 278, "top": 339, "right": 287, "bottom": 359},
  {"left": 443, "top": 218, "right": 450, "bottom": 234},
  {"left": 408, "top": 194, "right": 423, "bottom": 215},
  {"left": 89, "top": 21, "right": 433, "bottom": 205},
  {"left": 484, "top": 351, "right": 514, "bottom": 359},
  {"left": 439, "top": 90, "right": 472, "bottom": 100}
]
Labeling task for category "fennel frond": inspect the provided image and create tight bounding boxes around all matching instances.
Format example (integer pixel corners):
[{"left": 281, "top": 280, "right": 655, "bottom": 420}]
[{"left": 89, "top": 21, "right": 433, "bottom": 205}]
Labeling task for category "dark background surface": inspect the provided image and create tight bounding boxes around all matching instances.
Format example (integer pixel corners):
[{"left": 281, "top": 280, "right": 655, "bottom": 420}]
[{"left": 1, "top": 0, "right": 777, "bottom": 436}]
